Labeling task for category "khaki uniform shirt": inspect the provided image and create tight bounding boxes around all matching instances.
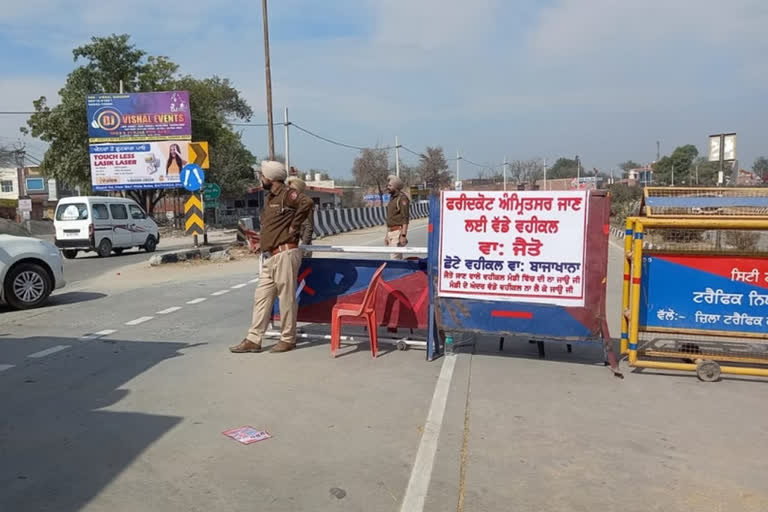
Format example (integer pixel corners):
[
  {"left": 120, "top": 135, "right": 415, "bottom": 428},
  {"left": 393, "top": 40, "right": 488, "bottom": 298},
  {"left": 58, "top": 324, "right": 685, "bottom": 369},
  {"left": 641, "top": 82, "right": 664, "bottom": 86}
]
[
  {"left": 386, "top": 190, "right": 410, "bottom": 228},
  {"left": 259, "top": 181, "right": 313, "bottom": 251},
  {"left": 300, "top": 201, "right": 315, "bottom": 245}
]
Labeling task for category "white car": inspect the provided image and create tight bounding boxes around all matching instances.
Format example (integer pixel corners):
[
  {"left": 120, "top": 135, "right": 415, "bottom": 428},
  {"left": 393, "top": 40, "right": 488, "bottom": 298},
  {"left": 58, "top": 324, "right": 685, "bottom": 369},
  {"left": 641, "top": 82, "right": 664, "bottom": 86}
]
[{"left": 0, "top": 234, "right": 66, "bottom": 309}]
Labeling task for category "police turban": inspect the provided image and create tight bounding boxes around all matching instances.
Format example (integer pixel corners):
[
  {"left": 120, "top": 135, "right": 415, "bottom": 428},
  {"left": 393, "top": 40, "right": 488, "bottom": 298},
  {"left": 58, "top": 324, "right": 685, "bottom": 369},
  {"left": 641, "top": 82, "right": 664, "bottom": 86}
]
[
  {"left": 261, "top": 160, "right": 287, "bottom": 181},
  {"left": 287, "top": 176, "right": 306, "bottom": 193},
  {"left": 388, "top": 174, "right": 404, "bottom": 190}
]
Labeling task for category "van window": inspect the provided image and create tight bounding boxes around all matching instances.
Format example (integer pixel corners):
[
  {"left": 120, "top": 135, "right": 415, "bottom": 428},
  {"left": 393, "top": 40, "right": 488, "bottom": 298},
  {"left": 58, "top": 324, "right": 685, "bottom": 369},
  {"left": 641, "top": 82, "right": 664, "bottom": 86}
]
[
  {"left": 92, "top": 204, "right": 109, "bottom": 220},
  {"left": 56, "top": 203, "right": 88, "bottom": 221},
  {"left": 129, "top": 205, "right": 146, "bottom": 220},
  {"left": 110, "top": 204, "right": 128, "bottom": 220}
]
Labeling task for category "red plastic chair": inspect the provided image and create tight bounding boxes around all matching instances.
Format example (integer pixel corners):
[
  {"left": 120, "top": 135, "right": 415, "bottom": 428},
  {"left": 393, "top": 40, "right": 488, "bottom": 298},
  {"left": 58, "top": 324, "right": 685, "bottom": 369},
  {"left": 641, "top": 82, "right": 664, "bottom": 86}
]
[{"left": 330, "top": 262, "right": 387, "bottom": 358}]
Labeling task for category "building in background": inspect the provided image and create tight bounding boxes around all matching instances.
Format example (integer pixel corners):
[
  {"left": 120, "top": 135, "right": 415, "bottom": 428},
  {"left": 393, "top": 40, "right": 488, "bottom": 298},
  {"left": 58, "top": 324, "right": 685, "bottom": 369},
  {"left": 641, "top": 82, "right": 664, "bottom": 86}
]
[{"left": 0, "top": 166, "right": 63, "bottom": 221}]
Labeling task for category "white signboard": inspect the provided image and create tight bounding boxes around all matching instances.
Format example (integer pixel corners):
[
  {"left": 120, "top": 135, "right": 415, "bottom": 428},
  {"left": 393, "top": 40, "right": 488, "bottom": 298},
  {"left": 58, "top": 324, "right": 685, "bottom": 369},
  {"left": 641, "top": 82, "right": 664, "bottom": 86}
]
[
  {"left": 18, "top": 198, "right": 32, "bottom": 211},
  {"left": 723, "top": 133, "right": 736, "bottom": 161},
  {"left": 708, "top": 136, "right": 721, "bottom": 162},
  {"left": 438, "top": 190, "right": 588, "bottom": 307},
  {"left": 709, "top": 133, "right": 737, "bottom": 162},
  {"left": 89, "top": 141, "right": 191, "bottom": 191}
]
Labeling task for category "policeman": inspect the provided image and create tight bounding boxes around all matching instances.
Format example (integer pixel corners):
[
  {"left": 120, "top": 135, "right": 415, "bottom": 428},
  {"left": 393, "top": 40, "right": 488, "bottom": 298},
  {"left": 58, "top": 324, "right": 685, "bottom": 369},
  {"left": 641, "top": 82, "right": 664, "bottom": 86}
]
[
  {"left": 384, "top": 174, "right": 410, "bottom": 259},
  {"left": 287, "top": 176, "right": 315, "bottom": 257},
  {"left": 230, "top": 161, "right": 313, "bottom": 354}
]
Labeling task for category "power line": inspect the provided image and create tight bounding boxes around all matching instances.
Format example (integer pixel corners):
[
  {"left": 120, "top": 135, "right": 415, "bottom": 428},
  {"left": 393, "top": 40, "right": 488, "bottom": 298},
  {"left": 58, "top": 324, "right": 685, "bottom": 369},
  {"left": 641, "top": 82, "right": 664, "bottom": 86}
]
[
  {"left": 462, "top": 156, "right": 503, "bottom": 170},
  {"left": 292, "top": 122, "right": 394, "bottom": 151}
]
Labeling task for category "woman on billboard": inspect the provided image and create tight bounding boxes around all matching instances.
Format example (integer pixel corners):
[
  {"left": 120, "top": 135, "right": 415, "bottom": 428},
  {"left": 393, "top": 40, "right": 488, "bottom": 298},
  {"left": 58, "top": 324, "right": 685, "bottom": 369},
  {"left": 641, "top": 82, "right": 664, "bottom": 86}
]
[{"left": 166, "top": 143, "right": 187, "bottom": 175}]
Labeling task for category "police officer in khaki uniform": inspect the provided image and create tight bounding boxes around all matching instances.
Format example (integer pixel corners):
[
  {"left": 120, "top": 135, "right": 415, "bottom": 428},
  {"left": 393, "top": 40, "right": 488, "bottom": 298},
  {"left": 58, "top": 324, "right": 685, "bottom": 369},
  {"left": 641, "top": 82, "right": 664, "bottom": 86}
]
[
  {"left": 384, "top": 174, "right": 410, "bottom": 259},
  {"left": 230, "top": 161, "right": 313, "bottom": 354},
  {"left": 287, "top": 176, "right": 315, "bottom": 257}
]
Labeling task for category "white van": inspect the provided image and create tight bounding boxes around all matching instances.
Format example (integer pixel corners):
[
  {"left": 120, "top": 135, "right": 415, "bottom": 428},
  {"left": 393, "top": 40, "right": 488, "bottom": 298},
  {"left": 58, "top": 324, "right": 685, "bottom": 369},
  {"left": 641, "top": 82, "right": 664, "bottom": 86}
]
[{"left": 54, "top": 196, "right": 160, "bottom": 259}]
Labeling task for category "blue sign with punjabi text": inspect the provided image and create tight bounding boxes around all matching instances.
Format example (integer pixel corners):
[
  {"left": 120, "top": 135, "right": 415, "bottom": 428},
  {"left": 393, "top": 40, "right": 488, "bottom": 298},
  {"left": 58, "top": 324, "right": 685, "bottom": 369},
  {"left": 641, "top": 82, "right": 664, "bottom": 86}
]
[{"left": 639, "top": 253, "right": 768, "bottom": 336}]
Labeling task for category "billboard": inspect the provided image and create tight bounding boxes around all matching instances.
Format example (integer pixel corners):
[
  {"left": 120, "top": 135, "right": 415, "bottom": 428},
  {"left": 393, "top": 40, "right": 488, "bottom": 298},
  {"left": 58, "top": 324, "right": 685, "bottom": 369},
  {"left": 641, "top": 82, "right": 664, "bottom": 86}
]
[
  {"left": 86, "top": 91, "right": 191, "bottom": 142},
  {"left": 89, "top": 141, "right": 192, "bottom": 191},
  {"left": 437, "top": 190, "right": 588, "bottom": 307},
  {"left": 640, "top": 253, "right": 768, "bottom": 337}
]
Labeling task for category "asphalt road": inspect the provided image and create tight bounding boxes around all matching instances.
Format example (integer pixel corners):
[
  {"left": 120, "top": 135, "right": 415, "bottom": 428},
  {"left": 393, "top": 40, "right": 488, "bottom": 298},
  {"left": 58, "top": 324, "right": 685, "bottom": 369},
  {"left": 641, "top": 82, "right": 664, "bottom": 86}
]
[
  {"left": 2, "top": 220, "right": 767, "bottom": 512},
  {"left": 60, "top": 232, "right": 236, "bottom": 287}
]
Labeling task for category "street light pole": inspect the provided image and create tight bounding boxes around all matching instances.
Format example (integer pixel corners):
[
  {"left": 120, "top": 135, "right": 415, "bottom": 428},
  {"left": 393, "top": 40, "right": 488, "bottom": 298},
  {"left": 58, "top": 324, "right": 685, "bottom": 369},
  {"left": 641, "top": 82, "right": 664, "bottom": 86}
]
[{"left": 261, "top": 0, "right": 276, "bottom": 160}]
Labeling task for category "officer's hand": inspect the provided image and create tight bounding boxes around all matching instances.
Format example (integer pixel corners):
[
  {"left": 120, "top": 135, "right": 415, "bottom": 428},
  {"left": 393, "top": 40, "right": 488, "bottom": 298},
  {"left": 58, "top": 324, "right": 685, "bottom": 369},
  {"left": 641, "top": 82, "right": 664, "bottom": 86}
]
[{"left": 400, "top": 234, "right": 408, "bottom": 246}]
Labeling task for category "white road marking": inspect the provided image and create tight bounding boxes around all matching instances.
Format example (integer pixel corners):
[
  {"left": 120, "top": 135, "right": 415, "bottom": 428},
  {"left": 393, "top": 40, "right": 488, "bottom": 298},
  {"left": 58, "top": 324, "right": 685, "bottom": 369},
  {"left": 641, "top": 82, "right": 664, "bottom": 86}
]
[
  {"left": 231, "top": 283, "right": 248, "bottom": 289},
  {"left": 0, "top": 364, "right": 14, "bottom": 373},
  {"left": 157, "top": 306, "right": 182, "bottom": 315},
  {"left": 211, "top": 289, "right": 230, "bottom": 296},
  {"left": 187, "top": 298, "right": 207, "bottom": 304},
  {"left": 248, "top": 278, "right": 259, "bottom": 284},
  {"left": 28, "top": 345, "right": 70, "bottom": 359},
  {"left": 400, "top": 354, "right": 457, "bottom": 512},
  {"left": 125, "top": 316, "right": 154, "bottom": 326},
  {"left": 81, "top": 329, "right": 117, "bottom": 340}
]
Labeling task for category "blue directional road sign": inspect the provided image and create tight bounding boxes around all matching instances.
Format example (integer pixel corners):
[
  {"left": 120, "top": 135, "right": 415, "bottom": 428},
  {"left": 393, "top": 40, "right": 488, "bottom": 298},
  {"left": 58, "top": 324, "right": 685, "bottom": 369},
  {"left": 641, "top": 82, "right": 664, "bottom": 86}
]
[{"left": 180, "top": 164, "right": 206, "bottom": 192}]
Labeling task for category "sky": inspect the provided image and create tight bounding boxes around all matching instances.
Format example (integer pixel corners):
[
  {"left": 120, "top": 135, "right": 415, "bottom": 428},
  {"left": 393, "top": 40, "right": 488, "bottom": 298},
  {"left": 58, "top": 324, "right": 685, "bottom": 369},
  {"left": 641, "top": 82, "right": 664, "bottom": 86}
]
[{"left": 0, "top": 0, "right": 767, "bottom": 179}]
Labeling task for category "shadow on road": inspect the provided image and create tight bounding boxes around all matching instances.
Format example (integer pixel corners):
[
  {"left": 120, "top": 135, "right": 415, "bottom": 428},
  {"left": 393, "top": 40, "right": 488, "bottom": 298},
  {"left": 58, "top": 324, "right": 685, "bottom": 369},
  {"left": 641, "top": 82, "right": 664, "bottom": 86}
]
[
  {"left": 0, "top": 335, "right": 200, "bottom": 512},
  {"left": 0, "top": 292, "right": 107, "bottom": 315},
  {"left": 48, "top": 291, "right": 107, "bottom": 306}
]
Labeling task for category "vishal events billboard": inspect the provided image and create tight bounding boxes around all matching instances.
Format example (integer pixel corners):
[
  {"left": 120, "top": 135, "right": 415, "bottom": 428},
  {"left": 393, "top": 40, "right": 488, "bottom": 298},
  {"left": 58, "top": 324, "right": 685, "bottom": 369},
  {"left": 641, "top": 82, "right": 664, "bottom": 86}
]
[
  {"left": 86, "top": 91, "right": 191, "bottom": 142},
  {"left": 87, "top": 91, "right": 191, "bottom": 190}
]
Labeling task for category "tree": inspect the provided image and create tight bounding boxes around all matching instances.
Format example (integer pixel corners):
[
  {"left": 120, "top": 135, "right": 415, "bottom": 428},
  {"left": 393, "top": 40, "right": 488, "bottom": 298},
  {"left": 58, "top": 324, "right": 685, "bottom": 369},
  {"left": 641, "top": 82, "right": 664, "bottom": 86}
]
[
  {"left": 753, "top": 156, "right": 768, "bottom": 181},
  {"left": 509, "top": 159, "right": 542, "bottom": 186},
  {"left": 24, "top": 34, "right": 255, "bottom": 213},
  {"left": 652, "top": 145, "right": 698, "bottom": 185},
  {"left": 547, "top": 158, "right": 578, "bottom": 179},
  {"left": 352, "top": 147, "right": 389, "bottom": 215},
  {"left": 418, "top": 146, "right": 452, "bottom": 192},
  {"left": 689, "top": 156, "right": 720, "bottom": 186},
  {"left": 619, "top": 160, "right": 642, "bottom": 177}
]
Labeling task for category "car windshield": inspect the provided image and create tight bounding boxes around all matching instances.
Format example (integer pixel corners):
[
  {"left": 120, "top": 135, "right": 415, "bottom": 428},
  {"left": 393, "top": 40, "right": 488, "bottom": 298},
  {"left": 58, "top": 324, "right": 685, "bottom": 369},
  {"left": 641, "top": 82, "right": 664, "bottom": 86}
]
[{"left": 56, "top": 203, "right": 89, "bottom": 221}]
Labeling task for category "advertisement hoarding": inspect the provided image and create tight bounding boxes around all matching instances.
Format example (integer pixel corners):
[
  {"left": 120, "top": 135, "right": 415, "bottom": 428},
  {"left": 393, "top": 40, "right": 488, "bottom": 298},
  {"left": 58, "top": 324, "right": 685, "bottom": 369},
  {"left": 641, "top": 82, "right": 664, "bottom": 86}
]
[
  {"left": 640, "top": 253, "right": 768, "bottom": 337},
  {"left": 86, "top": 91, "right": 191, "bottom": 142},
  {"left": 89, "top": 141, "right": 192, "bottom": 191},
  {"left": 438, "top": 190, "right": 588, "bottom": 307}
]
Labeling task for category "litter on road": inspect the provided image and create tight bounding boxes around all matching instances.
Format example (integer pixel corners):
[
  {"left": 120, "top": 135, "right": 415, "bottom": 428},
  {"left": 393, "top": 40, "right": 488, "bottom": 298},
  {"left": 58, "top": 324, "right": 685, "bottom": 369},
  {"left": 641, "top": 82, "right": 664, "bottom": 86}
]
[{"left": 222, "top": 426, "right": 272, "bottom": 445}]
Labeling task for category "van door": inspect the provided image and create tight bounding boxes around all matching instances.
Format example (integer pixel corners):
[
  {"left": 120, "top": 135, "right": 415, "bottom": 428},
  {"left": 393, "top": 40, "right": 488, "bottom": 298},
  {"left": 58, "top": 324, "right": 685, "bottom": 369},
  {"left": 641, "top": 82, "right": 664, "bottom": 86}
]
[
  {"left": 91, "top": 202, "right": 112, "bottom": 248},
  {"left": 55, "top": 202, "right": 90, "bottom": 246},
  {"left": 128, "top": 204, "right": 152, "bottom": 245},
  {"left": 108, "top": 203, "right": 132, "bottom": 248}
]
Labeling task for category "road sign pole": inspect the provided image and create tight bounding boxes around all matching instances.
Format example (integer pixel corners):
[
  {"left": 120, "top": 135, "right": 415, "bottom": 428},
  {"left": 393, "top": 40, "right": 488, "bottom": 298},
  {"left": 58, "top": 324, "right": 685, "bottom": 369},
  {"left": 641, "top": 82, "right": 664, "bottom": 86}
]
[{"left": 202, "top": 193, "right": 208, "bottom": 246}]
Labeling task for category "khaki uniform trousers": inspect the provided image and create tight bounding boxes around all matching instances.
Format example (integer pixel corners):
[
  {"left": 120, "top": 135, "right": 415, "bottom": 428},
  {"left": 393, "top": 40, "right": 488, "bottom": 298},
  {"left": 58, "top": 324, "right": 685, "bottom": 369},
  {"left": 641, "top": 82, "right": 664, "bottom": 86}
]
[
  {"left": 385, "top": 228, "right": 403, "bottom": 260},
  {"left": 247, "top": 248, "right": 303, "bottom": 345}
]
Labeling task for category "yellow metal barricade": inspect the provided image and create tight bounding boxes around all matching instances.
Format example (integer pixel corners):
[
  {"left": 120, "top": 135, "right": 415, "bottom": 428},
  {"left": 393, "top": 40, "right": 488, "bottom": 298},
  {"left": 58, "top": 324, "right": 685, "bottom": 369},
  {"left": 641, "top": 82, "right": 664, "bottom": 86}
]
[{"left": 621, "top": 187, "right": 768, "bottom": 381}]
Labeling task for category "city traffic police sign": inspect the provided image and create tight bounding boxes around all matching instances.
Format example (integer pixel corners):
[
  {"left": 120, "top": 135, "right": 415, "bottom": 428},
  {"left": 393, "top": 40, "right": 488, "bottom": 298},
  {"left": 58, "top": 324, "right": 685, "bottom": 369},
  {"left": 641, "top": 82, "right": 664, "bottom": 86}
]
[{"left": 185, "top": 194, "right": 204, "bottom": 235}]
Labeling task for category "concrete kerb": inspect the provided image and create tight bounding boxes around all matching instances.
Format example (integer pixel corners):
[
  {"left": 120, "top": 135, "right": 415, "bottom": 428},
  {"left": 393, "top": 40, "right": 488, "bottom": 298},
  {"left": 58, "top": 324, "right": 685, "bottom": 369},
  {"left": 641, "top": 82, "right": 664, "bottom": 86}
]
[{"left": 149, "top": 245, "right": 228, "bottom": 266}]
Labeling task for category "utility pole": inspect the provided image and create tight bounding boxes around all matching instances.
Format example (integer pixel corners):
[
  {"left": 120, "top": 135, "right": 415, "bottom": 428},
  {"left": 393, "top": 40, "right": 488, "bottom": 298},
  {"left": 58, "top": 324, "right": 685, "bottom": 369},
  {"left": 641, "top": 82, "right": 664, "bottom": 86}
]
[
  {"left": 456, "top": 150, "right": 461, "bottom": 182},
  {"left": 575, "top": 155, "right": 580, "bottom": 183},
  {"left": 543, "top": 157, "right": 547, "bottom": 190},
  {"left": 284, "top": 108, "right": 290, "bottom": 174},
  {"left": 671, "top": 163, "right": 675, "bottom": 187},
  {"left": 119, "top": 80, "right": 124, "bottom": 93},
  {"left": 503, "top": 156, "right": 508, "bottom": 191},
  {"left": 656, "top": 140, "right": 660, "bottom": 162},
  {"left": 261, "top": 0, "right": 276, "bottom": 160},
  {"left": 395, "top": 136, "right": 401, "bottom": 178}
]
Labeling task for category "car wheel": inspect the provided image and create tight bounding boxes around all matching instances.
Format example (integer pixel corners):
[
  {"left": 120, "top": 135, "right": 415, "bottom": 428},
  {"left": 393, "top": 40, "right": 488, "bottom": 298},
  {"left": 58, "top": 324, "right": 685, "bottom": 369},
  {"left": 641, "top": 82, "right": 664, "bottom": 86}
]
[
  {"left": 3, "top": 263, "right": 52, "bottom": 310},
  {"left": 144, "top": 236, "right": 157, "bottom": 253},
  {"left": 98, "top": 238, "right": 112, "bottom": 258},
  {"left": 62, "top": 249, "right": 78, "bottom": 259},
  {"left": 112, "top": 248, "right": 124, "bottom": 255}
]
